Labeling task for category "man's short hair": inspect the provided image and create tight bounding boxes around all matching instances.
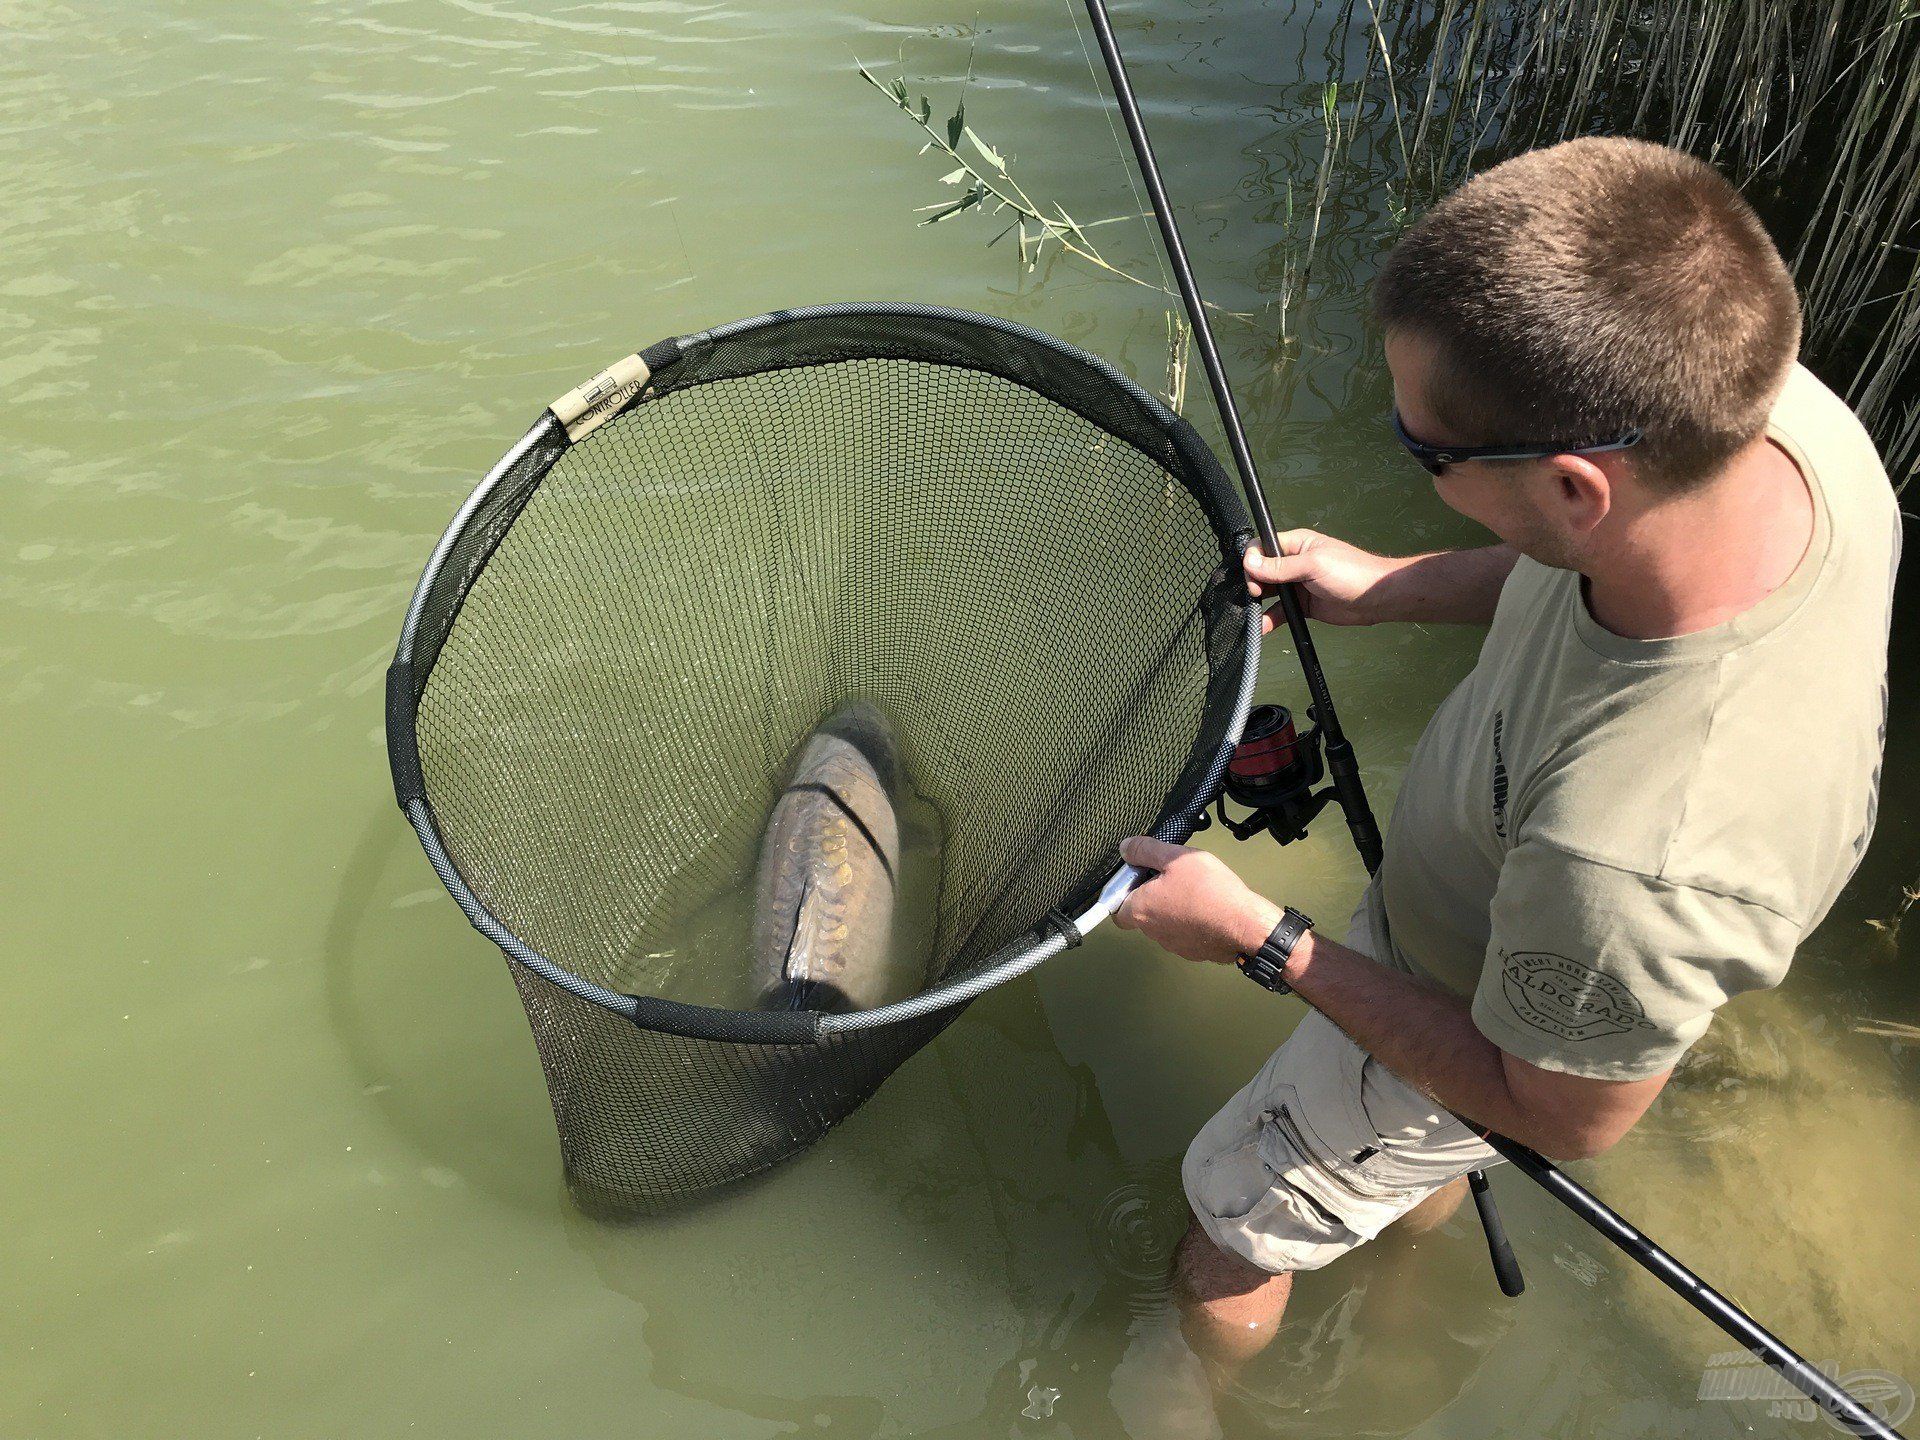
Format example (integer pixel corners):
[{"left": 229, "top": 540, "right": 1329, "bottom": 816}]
[{"left": 1374, "top": 137, "right": 1801, "bottom": 490}]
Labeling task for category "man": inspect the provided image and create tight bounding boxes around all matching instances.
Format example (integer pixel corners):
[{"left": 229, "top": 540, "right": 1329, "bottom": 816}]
[{"left": 1113, "top": 136, "right": 1899, "bottom": 1371}]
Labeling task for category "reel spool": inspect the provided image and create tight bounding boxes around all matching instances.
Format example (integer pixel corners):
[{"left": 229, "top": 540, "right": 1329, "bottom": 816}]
[{"left": 1215, "top": 702, "right": 1334, "bottom": 846}]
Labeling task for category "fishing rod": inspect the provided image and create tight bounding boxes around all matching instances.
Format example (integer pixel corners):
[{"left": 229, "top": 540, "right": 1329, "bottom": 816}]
[
  {"left": 1079, "top": 4, "right": 1905, "bottom": 1436},
  {"left": 1073, "top": 0, "right": 1514, "bottom": 1298},
  {"left": 1078, "top": 14, "right": 1380, "bottom": 876}
]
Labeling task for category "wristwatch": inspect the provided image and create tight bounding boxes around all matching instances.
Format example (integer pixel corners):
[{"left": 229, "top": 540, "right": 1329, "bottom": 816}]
[{"left": 1238, "top": 907, "right": 1314, "bottom": 994}]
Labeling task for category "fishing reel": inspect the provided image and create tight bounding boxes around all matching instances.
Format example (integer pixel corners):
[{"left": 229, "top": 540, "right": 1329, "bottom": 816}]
[{"left": 1207, "top": 703, "right": 1335, "bottom": 846}]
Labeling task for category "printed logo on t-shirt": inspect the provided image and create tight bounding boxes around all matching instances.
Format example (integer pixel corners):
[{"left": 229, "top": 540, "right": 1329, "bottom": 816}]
[
  {"left": 1490, "top": 710, "right": 1510, "bottom": 840},
  {"left": 1499, "top": 950, "right": 1657, "bottom": 1042}
]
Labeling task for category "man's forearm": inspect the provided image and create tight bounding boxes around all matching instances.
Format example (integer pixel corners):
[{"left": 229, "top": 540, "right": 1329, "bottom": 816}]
[
  {"left": 1365, "top": 545, "right": 1518, "bottom": 625},
  {"left": 1116, "top": 840, "right": 1662, "bottom": 1162},
  {"left": 1211, "top": 891, "right": 1661, "bottom": 1161}
]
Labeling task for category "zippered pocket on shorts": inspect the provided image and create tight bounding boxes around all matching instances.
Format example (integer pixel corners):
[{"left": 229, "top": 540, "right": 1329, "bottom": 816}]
[
  {"left": 1263, "top": 1097, "right": 1431, "bottom": 1206},
  {"left": 1352, "top": 1056, "right": 1486, "bottom": 1191}
]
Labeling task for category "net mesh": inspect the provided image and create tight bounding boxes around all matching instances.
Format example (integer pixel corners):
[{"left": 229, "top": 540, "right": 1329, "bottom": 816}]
[{"left": 393, "top": 306, "right": 1254, "bottom": 1214}]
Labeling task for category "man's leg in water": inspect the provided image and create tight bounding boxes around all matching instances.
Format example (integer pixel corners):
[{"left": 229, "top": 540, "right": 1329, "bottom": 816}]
[
  {"left": 1172, "top": 1217, "right": 1292, "bottom": 1371},
  {"left": 1395, "top": 1176, "right": 1468, "bottom": 1235},
  {"left": 1172, "top": 1176, "right": 1468, "bottom": 1370}
]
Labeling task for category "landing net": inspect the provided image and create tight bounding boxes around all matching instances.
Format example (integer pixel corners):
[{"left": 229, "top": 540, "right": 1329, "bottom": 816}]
[{"left": 387, "top": 304, "right": 1258, "bottom": 1213}]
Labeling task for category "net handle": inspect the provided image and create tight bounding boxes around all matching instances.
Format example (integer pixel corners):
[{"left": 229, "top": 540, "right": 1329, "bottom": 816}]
[{"left": 1077, "top": 0, "right": 1384, "bottom": 872}]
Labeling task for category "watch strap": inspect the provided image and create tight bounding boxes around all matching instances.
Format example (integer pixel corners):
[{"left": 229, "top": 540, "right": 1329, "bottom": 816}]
[{"left": 1238, "top": 907, "right": 1314, "bottom": 994}]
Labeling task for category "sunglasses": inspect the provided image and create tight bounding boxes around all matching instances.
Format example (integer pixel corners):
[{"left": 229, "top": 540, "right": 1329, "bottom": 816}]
[{"left": 1391, "top": 408, "right": 1643, "bottom": 476}]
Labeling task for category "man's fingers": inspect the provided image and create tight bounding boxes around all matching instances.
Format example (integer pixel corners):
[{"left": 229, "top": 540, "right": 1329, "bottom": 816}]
[
  {"left": 1243, "top": 547, "right": 1316, "bottom": 594},
  {"left": 1246, "top": 529, "right": 1314, "bottom": 565},
  {"left": 1245, "top": 550, "right": 1315, "bottom": 581},
  {"left": 1119, "top": 835, "right": 1188, "bottom": 871}
]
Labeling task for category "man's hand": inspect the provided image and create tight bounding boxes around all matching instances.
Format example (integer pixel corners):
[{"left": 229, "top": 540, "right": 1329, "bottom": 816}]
[
  {"left": 1248, "top": 534, "right": 1521, "bottom": 628},
  {"left": 1114, "top": 837, "right": 1282, "bottom": 966},
  {"left": 1246, "top": 530, "right": 1398, "bottom": 628}
]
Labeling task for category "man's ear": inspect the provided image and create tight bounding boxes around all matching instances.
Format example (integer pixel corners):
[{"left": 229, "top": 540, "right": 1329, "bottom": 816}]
[{"left": 1545, "top": 454, "right": 1612, "bottom": 535}]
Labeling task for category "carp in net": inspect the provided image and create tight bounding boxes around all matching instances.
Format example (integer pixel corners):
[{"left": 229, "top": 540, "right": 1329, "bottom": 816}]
[{"left": 386, "top": 304, "right": 1258, "bottom": 1214}]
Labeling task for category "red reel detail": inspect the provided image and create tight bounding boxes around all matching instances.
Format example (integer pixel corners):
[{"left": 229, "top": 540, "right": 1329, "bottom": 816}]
[{"left": 1229, "top": 705, "right": 1305, "bottom": 787}]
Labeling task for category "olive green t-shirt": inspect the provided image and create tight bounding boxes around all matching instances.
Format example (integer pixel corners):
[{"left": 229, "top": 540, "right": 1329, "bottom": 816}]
[{"left": 1359, "top": 364, "right": 1900, "bottom": 1080}]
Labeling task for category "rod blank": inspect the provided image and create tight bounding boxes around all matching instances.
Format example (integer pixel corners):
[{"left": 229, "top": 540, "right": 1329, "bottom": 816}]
[{"left": 1076, "top": 0, "right": 1383, "bottom": 871}]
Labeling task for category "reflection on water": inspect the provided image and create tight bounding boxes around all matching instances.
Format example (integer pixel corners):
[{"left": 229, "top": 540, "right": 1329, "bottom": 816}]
[{"left": 5, "top": 0, "right": 1915, "bottom": 1437}]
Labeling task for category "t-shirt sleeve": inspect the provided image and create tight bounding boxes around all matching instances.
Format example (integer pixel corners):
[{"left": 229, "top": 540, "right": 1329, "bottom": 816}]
[{"left": 1470, "top": 841, "right": 1801, "bottom": 1080}]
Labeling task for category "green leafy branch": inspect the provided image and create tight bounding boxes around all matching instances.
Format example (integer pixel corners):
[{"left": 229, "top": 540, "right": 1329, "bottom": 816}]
[
  {"left": 861, "top": 63, "right": 1280, "bottom": 406},
  {"left": 859, "top": 62, "right": 1169, "bottom": 291}
]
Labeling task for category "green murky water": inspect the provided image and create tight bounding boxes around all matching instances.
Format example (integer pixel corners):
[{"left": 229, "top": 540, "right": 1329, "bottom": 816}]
[{"left": 6, "top": 3, "right": 1916, "bottom": 1436}]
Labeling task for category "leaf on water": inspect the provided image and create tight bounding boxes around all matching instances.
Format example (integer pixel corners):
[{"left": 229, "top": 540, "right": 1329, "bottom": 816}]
[
  {"left": 858, "top": 64, "right": 904, "bottom": 109},
  {"left": 940, "top": 167, "right": 970, "bottom": 185},
  {"left": 964, "top": 126, "right": 1006, "bottom": 171},
  {"left": 1024, "top": 225, "right": 1049, "bottom": 273}
]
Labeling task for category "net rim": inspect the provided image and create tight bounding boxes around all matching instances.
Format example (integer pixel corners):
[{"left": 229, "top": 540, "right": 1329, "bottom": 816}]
[{"left": 386, "top": 303, "right": 1261, "bottom": 1046}]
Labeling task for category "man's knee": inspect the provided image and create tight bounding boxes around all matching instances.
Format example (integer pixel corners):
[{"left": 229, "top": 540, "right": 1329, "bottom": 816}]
[
  {"left": 1172, "top": 1215, "right": 1295, "bottom": 1370},
  {"left": 1174, "top": 1214, "right": 1286, "bottom": 1302}
]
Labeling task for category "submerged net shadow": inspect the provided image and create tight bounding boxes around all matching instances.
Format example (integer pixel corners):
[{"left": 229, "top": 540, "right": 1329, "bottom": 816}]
[{"left": 388, "top": 306, "right": 1256, "bottom": 1215}]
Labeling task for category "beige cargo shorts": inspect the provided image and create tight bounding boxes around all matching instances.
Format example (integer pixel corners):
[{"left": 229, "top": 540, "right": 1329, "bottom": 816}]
[{"left": 1182, "top": 920, "right": 1500, "bottom": 1273}]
